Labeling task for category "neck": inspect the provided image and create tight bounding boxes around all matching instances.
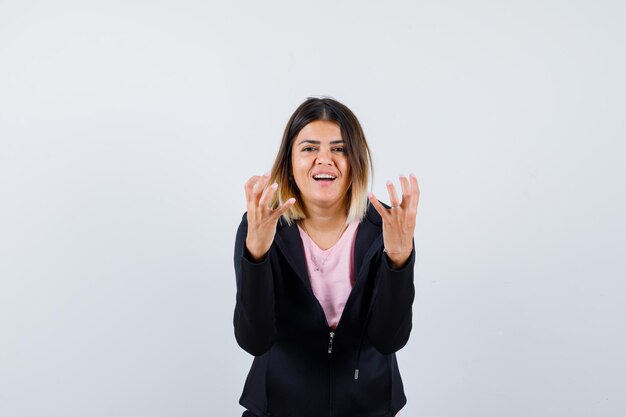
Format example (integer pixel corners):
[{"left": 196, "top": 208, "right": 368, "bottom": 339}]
[
  {"left": 298, "top": 201, "right": 350, "bottom": 251},
  {"left": 301, "top": 202, "right": 348, "bottom": 232}
]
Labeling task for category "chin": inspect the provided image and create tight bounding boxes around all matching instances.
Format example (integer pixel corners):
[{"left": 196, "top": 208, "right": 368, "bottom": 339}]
[{"left": 311, "top": 194, "right": 347, "bottom": 207}]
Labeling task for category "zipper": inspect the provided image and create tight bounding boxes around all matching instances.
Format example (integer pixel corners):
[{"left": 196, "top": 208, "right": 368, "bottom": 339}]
[{"left": 328, "top": 330, "right": 334, "bottom": 417}]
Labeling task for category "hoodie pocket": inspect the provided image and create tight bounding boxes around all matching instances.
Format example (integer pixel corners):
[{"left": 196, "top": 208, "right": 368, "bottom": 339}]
[{"left": 333, "top": 345, "right": 392, "bottom": 417}]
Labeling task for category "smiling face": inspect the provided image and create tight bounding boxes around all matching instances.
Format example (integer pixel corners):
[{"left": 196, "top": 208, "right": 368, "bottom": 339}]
[{"left": 291, "top": 120, "right": 351, "bottom": 213}]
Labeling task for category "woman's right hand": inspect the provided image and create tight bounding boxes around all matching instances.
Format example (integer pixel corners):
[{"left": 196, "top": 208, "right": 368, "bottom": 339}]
[{"left": 244, "top": 173, "right": 296, "bottom": 261}]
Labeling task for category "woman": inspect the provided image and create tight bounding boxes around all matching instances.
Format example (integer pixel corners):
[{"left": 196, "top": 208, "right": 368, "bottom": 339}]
[{"left": 234, "top": 97, "right": 420, "bottom": 417}]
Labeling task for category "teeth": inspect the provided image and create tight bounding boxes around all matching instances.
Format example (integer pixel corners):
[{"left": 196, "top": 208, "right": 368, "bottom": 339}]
[{"left": 314, "top": 174, "right": 336, "bottom": 179}]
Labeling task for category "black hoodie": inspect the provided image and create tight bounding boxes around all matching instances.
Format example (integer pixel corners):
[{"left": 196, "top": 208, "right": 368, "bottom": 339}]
[{"left": 233, "top": 203, "right": 416, "bottom": 417}]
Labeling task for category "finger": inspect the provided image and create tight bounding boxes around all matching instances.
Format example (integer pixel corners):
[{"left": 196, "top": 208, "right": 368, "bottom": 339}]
[
  {"left": 245, "top": 176, "right": 264, "bottom": 215},
  {"left": 386, "top": 181, "right": 400, "bottom": 207},
  {"left": 399, "top": 175, "right": 410, "bottom": 206},
  {"left": 251, "top": 174, "right": 271, "bottom": 205},
  {"left": 258, "top": 182, "right": 278, "bottom": 209},
  {"left": 272, "top": 197, "right": 296, "bottom": 220},
  {"left": 244, "top": 175, "right": 261, "bottom": 201},
  {"left": 409, "top": 174, "right": 420, "bottom": 211},
  {"left": 368, "top": 192, "right": 389, "bottom": 219}
]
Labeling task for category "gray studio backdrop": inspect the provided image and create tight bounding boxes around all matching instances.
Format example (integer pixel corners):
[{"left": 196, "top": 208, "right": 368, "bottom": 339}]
[{"left": 1, "top": 1, "right": 625, "bottom": 416}]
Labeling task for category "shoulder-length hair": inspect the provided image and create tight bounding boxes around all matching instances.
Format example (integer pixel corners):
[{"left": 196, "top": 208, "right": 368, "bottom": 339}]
[{"left": 269, "top": 97, "right": 373, "bottom": 225}]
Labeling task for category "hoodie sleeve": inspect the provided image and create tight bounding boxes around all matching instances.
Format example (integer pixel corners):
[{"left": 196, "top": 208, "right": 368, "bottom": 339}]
[
  {"left": 233, "top": 213, "right": 276, "bottom": 356},
  {"left": 367, "top": 244, "right": 416, "bottom": 355}
]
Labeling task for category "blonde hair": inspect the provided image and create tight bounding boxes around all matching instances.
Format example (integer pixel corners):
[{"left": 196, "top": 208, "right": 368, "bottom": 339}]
[{"left": 269, "top": 97, "right": 373, "bottom": 225}]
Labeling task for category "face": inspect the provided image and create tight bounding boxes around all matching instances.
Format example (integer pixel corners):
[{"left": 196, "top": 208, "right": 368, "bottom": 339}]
[{"left": 291, "top": 120, "right": 351, "bottom": 212}]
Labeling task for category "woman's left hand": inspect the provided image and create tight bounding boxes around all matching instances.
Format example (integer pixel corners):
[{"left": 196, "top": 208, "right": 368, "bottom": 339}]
[{"left": 368, "top": 174, "right": 420, "bottom": 269}]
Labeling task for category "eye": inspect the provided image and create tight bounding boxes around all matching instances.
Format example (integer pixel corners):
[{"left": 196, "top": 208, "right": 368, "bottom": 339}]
[
  {"left": 333, "top": 147, "right": 346, "bottom": 153},
  {"left": 302, "top": 146, "right": 317, "bottom": 152}
]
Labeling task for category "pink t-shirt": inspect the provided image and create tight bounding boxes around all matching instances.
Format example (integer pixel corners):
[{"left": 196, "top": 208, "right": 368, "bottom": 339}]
[{"left": 298, "top": 222, "right": 359, "bottom": 329}]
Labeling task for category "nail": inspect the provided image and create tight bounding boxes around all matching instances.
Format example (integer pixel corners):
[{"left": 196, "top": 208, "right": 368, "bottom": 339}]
[
  {"left": 271, "top": 183, "right": 278, "bottom": 189},
  {"left": 287, "top": 198, "right": 296, "bottom": 204},
  {"left": 386, "top": 180, "right": 393, "bottom": 186}
]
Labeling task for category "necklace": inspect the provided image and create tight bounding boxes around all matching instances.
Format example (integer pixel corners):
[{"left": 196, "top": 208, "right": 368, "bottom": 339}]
[{"left": 300, "top": 220, "right": 348, "bottom": 273}]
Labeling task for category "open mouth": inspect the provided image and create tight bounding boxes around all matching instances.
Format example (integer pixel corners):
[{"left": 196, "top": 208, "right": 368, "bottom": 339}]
[{"left": 313, "top": 174, "right": 337, "bottom": 182}]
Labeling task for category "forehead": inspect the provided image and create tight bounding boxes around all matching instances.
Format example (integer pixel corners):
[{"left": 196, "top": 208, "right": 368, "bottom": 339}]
[{"left": 294, "top": 120, "right": 342, "bottom": 144}]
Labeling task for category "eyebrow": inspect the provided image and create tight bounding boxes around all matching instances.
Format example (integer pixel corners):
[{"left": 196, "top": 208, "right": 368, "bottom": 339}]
[{"left": 297, "top": 139, "right": 345, "bottom": 146}]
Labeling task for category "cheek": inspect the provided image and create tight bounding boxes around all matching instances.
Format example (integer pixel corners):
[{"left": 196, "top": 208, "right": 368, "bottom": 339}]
[
  {"left": 341, "top": 159, "right": 351, "bottom": 176},
  {"left": 343, "top": 163, "right": 352, "bottom": 185},
  {"left": 292, "top": 160, "right": 309, "bottom": 181},
  {"left": 292, "top": 159, "right": 305, "bottom": 172}
]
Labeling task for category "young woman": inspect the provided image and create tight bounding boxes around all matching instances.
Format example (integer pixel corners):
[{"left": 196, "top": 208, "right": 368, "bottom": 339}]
[{"left": 234, "top": 97, "right": 420, "bottom": 417}]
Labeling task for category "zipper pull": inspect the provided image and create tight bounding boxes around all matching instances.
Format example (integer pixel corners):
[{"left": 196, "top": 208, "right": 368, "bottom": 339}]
[{"left": 328, "top": 331, "right": 335, "bottom": 354}]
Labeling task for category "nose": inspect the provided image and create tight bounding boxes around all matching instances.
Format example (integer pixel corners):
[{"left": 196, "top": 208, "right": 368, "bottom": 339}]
[{"left": 316, "top": 147, "right": 333, "bottom": 165}]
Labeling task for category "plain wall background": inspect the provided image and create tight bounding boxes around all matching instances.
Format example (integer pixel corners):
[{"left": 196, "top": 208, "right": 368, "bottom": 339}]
[{"left": 1, "top": 1, "right": 625, "bottom": 416}]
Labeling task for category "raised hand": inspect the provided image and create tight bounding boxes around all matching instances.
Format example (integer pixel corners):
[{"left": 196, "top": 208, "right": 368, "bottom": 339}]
[
  {"left": 367, "top": 174, "right": 420, "bottom": 269},
  {"left": 244, "top": 173, "right": 296, "bottom": 261}
]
